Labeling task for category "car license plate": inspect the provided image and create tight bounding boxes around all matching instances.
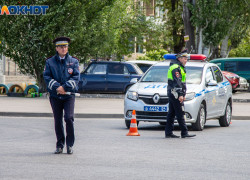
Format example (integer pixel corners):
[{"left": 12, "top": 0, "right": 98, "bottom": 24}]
[{"left": 144, "top": 106, "right": 167, "bottom": 112}]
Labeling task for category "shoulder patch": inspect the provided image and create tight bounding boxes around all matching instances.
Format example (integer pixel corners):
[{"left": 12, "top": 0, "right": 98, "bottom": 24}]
[
  {"left": 175, "top": 72, "right": 180, "bottom": 78},
  {"left": 72, "top": 56, "right": 80, "bottom": 61},
  {"left": 45, "top": 56, "right": 53, "bottom": 61}
]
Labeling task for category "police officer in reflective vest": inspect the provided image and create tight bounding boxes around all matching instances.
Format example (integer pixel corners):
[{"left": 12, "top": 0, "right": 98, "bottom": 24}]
[
  {"left": 43, "top": 37, "right": 80, "bottom": 154},
  {"left": 165, "top": 49, "right": 196, "bottom": 138}
]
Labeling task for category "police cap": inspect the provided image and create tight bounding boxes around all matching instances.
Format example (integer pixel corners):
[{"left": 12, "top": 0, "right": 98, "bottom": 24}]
[
  {"left": 53, "top": 37, "right": 71, "bottom": 46},
  {"left": 176, "top": 49, "right": 188, "bottom": 59}
]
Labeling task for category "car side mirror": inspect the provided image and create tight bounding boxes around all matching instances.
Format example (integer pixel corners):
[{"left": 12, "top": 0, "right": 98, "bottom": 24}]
[
  {"left": 130, "top": 78, "right": 138, "bottom": 84},
  {"left": 207, "top": 80, "right": 217, "bottom": 86}
]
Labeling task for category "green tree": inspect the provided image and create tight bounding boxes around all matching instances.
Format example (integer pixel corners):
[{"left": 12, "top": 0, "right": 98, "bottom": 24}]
[
  {"left": 188, "top": 0, "right": 250, "bottom": 58},
  {"left": 0, "top": 0, "right": 148, "bottom": 92},
  {"left": 229, "top": 32, "right": 250, "bottom": 57},
  {"left": 136, "top": 49, "right": 168, "bottom": 61}
]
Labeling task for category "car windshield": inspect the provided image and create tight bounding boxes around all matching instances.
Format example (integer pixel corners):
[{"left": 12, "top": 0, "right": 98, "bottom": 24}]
[{"left": 141, "top": 66, "right": 203, "bottom": 84}]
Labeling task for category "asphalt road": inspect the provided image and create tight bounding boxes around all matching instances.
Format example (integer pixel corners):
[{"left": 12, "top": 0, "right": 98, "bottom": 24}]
[{"left": 1, "top": 117, "right": 250, "bottom": 180}]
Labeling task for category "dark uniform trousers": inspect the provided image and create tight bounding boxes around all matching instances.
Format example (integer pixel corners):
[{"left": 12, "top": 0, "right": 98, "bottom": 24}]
[
  {"left": 50, "top": 96, "right": 75, "bottom": 148},
  {"left": 165, "top": 92, "right": 188, "bottom": 136}
]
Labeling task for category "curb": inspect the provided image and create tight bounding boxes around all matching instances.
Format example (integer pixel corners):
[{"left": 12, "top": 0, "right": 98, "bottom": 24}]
[
  {"left": 233, "top": 99, "right": 250, "bottom": 103},
  {"left": 0, "top": 112, "right": 124, "bottom": 118},
  {"left": 0, "top": 112, "right": 249, "bottom": 120},
  {"left": 2, "top": 94, "right": 250, "bottom": 102}
]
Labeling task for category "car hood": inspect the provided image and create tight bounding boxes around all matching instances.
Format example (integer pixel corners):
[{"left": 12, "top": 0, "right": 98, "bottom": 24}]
[{"left": 129, "top": 82, "right": 200, "bottom": 95}]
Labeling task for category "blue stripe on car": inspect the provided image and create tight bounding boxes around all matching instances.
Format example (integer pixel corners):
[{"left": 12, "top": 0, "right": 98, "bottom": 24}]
[{"left": 195, "top": 81, "right": 230, "bottom": 98}]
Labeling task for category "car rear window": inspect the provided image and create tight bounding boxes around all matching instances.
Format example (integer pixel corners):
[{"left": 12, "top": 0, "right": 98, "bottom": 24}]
[{"left": 136, "top": 63, "right": 152, "bottom": 73}]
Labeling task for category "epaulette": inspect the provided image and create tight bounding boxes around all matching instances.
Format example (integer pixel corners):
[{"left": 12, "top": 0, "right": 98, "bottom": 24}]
[
  {"left": 72, "top": 56, "right": 80, "bottom": 61},
  {"left": 45, "top": 56, "right": 53, "bottom": 61}
]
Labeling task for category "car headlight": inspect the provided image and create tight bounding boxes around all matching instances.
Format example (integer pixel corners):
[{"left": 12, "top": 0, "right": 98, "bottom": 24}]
[
  {"left": 185, "top": 92, "right": 195, "bottom": 101},
  {"left": 240, "top": 77, "right": 247, "bottom": 83},
  {"left": 127, "top": 91, "right": 138, "bottom": 101}
]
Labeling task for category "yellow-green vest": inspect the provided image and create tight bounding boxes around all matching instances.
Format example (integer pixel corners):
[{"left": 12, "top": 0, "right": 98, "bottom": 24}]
[{"left": 167, "top": 64, "right": 186, "bottom": 82}]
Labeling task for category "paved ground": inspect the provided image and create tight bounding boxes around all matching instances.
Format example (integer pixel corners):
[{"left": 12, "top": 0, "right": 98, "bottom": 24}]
[
  {"left": 0, "top": 117, "right": 250, "bottom": 180},
  {"left": 0, "top": 91, "right": 250, "bottom": 119}
]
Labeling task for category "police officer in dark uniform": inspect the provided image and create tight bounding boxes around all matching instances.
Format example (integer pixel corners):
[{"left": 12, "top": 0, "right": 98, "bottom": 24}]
[
  {"left": 43, "top": 37, "right": 80, "bottom": 154},
  {"left": 165, "top": 49, "right": 196, "bottom": 138}
]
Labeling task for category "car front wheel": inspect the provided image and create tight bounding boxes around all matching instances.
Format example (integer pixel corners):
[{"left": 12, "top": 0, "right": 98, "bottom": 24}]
[
  {"left": 219, "top": 102, "right": 231, "bottom": 127},
  {"left": 192, "top": 104, "right": 206, "bottom": 131},
  {"left": 125, "top": 120, "right": 139, "bottom": 129}
]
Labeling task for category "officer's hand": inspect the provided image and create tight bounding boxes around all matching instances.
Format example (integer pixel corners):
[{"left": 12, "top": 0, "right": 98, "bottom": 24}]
[
  {"left": 179, "top": 96, "right": 184, "bottom": 103},
  {"left": 56, "top": 86, "right": 66, "bottom": 95}
]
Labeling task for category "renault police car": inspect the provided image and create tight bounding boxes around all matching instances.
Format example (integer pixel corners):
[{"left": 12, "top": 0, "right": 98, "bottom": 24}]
[{"left": 124, "top": 54, "right": 233, "bottom": 131}]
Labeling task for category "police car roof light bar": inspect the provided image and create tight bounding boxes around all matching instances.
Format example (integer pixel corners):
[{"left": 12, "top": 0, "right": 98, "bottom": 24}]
[
  {"left": 163, "top": 54, "right": 207, "bottom": 61},
  {"left": 163, "top": 54, "right": 176, "bottom": 60},
  {"left": 189, "top": 54, "right": 207, "bottom": 61}
]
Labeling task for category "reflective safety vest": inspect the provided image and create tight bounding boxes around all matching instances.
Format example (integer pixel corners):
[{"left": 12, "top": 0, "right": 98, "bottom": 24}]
[{"left": 167, "top": 64, "right": 186, "bottom": 82}]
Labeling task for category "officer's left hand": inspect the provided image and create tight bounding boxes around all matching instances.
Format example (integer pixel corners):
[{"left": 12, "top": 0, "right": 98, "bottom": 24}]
[
  {"left": 179, "top": 96, "right": 184, "bottom": 103},
  {"left": 56, "top": 86, "right": 66, "bottom": 95}
]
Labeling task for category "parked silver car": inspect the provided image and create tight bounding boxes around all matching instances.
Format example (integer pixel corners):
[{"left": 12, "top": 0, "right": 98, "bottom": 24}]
[
  {"left": 124, "top": 61, "right": 233, "bottom": 131},
  {"left": 236, "top": 76, "right": 249, "bottom": 91}
]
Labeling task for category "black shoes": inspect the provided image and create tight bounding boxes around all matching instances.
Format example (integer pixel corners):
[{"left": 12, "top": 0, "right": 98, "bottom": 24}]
[
  {"left": 67, "top": 146, "right": 73, "bottom": 154},
  {"left": 54, "top": 146, "right": 73, "bottom": 154},
  {"left": 181, "top": 134, "right": 196, "bottom": 138},
  {"left": 165, "top": 134, "right": 180, "bottom": 138},
  {"left": 165, "top": 134, "right": 196, "bottom": 138},
  {"left": 54, "top": 147, "right": 63, "bottom": 154}
]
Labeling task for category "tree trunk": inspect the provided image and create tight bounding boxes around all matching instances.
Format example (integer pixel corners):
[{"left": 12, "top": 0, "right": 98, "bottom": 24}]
[
  {"left": 183, "top": 0, "right": 195, "bottom": 53},
  {"left": 203, "top": 46, "right": 210, "bottom": 57},
  {"left": 198, "top": 28, "right": 203, "bottom": 54},
  {"left": 220, "top": 35, "right": 229, "bottom": 58},
  {"left": 210, "top": 46, "right": 220, "bottom": 60}
]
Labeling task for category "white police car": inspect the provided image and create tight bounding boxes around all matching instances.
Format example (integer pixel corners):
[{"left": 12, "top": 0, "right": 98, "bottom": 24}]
[{"left": 124, "top": 54, "right": 233, "bottom": 131}]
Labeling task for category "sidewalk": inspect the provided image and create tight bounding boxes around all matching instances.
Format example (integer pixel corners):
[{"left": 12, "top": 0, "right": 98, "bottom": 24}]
[{"left": 0, "top": 91, "right": 250, "bottom": 119}]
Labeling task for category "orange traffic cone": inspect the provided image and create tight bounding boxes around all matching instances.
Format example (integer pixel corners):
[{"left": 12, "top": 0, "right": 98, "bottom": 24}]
[{"left": 126, "top": 110, "right": 140, "bottom": 136}]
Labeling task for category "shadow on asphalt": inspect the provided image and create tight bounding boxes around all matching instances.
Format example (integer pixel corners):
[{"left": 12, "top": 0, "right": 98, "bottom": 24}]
[{"left": 136, "top": 124, "right": 221, "bottom": 131}]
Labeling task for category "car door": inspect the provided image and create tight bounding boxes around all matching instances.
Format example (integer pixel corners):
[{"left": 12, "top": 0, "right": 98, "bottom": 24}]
[
  {"left": 205, "top": 67, "right": 218, "bottom": 117},
  {"left": 106, "top": 64, "right": 130, "bottom": 92},
  {"left": 212, "top": 66, "right": 226, "bottom": 115},
  {"left": 81, "top": 63, "right": 107, "bottom": 92}
]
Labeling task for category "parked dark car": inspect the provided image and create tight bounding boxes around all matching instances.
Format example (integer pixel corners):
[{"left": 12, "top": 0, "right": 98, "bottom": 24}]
[{"left": 78, "top": 61, "right": 143, "bottom": 93}]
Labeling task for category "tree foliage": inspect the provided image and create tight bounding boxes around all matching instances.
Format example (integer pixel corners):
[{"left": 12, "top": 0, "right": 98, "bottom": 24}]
[
  {"left": 161, "top": 0, "right": 185, "bottom": 53},
  {"left": 229, "top": 32, "right": 250, "bottom": 57},
  {"left": 136, "top": 49, "right": 168, "bottom": 61},
  {"left": 0, "top": 0, "right": 148, "bottom": 92},
  {"left": 188, "top": 0, "right": 250, "bottom": 57}
]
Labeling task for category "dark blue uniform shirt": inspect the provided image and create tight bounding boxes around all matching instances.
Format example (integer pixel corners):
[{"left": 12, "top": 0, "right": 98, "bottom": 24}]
[{"left": 43, "top": 52, "right": 80, "bottom": 99}]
